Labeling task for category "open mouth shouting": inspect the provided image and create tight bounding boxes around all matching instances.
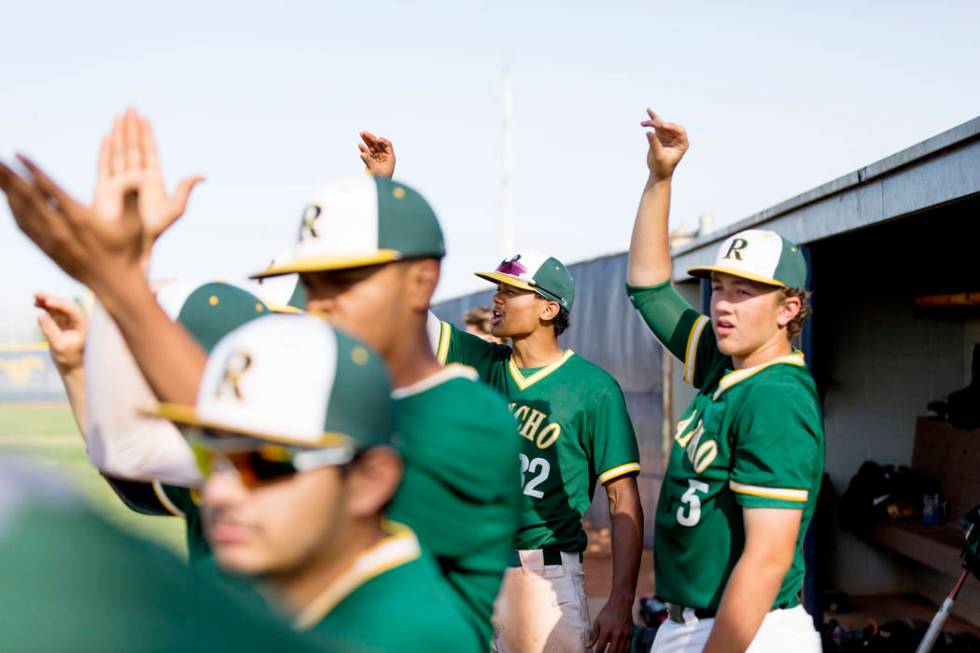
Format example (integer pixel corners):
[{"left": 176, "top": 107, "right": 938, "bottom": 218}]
[{"left": 715, "top": 317, "right": 735, "bottom": 338}]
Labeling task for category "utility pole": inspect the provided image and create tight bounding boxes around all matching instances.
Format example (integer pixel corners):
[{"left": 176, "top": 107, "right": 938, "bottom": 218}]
[{"left": 502, "top": 67, "right": 514, "bottom": 257}]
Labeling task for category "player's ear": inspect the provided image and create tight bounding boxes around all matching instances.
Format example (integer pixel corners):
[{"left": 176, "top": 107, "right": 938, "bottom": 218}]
[
  {"left": 538, "top": 297, "right": 560, "bottom": 323},
  {"left": 344, "top": 446, "right": 403, "bottom": 518},
  {"left": 776, "top": 292, "right": 801, "bottom": 328}
]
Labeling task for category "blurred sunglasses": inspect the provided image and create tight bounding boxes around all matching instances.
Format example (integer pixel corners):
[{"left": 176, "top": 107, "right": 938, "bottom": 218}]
[{"left": 187, "top": 429, "right": 358, "bottom": 487}]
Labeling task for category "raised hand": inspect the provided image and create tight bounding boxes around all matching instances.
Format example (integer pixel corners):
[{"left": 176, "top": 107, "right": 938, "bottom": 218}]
[
  {"left": 0, "top": 154, "right": 144, "bottom": 291},
  {"left": 91, "top": 108, "right": 204, "bottom": 265},
  {"left": 358, "top": 131, "right": 396, "bottom": 178},
  {"left": 35, "top": 293, "right": 88, "bottom": 374},
  {"left": 641, "top": 109, "right": 689, "bottom": 182}
]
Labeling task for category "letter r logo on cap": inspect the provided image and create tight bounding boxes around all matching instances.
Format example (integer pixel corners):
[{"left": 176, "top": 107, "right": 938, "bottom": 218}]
[{"left": 723, "top": 238, "right": 748, "bottom": 261}]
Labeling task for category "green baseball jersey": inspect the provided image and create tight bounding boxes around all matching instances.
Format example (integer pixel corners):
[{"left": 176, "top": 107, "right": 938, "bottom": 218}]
[
  {"left": 435, "top": 321, "right": 640, "bottom": 553},
  {"left": 627, "top": 281, "right": 824, "bottom": 611},
  {"left": 0, "top": 464, "right": 322, "bottom": 653},
  {"left": 303, "top": 522, "right": 482, "bottom": 653},
  {"left": 387, "top": 366, "right": 521, "bottom": 648}
]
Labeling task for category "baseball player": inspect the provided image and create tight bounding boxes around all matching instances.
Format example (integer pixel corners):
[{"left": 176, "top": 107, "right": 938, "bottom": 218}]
[
  {"left": 0, "top": 460, "right": 325, "bottom": 653},
  {"left": 1, "top": 110, "right": 521, "bottom": 649},
  {"left": 146, "top": 313, "right": 482, "bottom": 652},
  {"left": 359, "top": 132, "right": 643, "bottom": 653},
  {"left": 626, "top": 109, "right": 823, "bottom": 652},
  {"left": 433, "top": 253, "right": 643, "bottom": 653}
]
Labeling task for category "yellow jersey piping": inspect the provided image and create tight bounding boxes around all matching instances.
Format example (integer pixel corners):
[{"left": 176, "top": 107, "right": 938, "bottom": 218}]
[
  {"left": 598, "top": 462, "right": 641, "bottom": 485},
  {"left": 507, "top": 350, "right": 574, "bottom": 390},
  {"left": 294, "top": 521, "right": 420, "bottom": 630},
  {"left": 436, "top": 321, "right": 452, "bottom": 366},
  {"left": 729, "top": 480, "right": 808, "bottom": 503},
  {"left": 683, "top": 315, "right": 710, "bottom": 384},
  {"left": 712, "top": 352, "right": 806, "bottom": 400}
]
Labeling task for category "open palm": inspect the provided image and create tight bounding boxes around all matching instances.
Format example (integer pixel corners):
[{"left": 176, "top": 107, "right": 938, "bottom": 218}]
[{"left": 90, "top": 108, "right": 203, "bottom": 257}]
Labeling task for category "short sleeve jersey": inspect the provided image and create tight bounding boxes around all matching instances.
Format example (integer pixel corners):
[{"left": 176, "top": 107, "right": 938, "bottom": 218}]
[
  {"left": 435, "top": 322, "right": 640, "bottom": 552},
  {"left": 304, "top": 523, "right": 482, "bottom": 653},
  {"left": 387, "top": 366, "right": 521, "bottom": 647},
  {"left": 627, "top": 281, "right": 824, "bottom": 611}
]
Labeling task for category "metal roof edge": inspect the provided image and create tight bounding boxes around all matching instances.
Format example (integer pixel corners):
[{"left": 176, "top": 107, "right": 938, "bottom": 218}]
[{"left": 672, "top": 114, "right": 980, "bottom": 256}]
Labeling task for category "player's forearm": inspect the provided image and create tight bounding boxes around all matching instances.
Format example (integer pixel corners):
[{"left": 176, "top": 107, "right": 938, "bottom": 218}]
[
  {"left": 627, "top": 176, "right": 673, "bottom": 287},
  {"left": 59, "top": 366, "right": 87, "bottom": 439},
  {"left": 702, "top": 552, "right": 789, "bottom": 653},
  {"left": 606, "top": 477, "right": 643, "bottom": 605},
  {"left": 95, "top": 272, "right": 206, "bottom": 406}
]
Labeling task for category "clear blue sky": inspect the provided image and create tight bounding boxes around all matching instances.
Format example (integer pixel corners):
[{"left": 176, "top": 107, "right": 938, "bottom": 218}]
[{"left": 2, "top": 0, "right": 979, "bottom": 317}]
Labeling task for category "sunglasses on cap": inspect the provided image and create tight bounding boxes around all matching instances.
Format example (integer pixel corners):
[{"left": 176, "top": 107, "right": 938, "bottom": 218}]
[
  {"left": 495, "top": 256, "right": 563, "bottom": 306},
  {"left": 187, "top": 429, "right": 359, "bottom": 488}
]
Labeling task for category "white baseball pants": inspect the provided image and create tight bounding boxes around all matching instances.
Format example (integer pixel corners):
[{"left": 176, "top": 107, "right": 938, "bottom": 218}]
[
  {"left": 649, "top": 604, "right": 821, "bottom": 653},
  {"left": 492, "top": 550, "right": 592, "bottom": 653}
]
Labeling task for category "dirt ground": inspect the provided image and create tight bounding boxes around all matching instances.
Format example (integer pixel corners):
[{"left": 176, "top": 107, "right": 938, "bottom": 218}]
[{"left": 582, "top": 523, "right": 655, "bottom": 620}]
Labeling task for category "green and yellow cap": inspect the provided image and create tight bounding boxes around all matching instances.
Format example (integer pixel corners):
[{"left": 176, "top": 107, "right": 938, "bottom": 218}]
[
  {"left": 475, "top": 251, "right": 576, "bottom": 311},
  {"left": 149, "top": 314, "right": 393, "bottom": 451},
  {"left": 156, "top": 281, "right": 273, "bottom": 353},
  {"left": 251, "top": 176, "right": 445, "bottom": 279},
  {"left": 687, "top": 229, "right": 807, "bottom": 289}
]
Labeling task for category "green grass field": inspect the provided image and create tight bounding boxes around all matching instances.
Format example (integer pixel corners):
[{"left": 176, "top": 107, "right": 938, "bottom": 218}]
[{"left": 0, "top": 402, "right": 186, "bottom": 555}]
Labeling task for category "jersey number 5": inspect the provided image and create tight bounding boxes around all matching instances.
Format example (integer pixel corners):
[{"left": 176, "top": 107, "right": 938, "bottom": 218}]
[
  {"left": 677, "top": 479, "right": 709, "bottom": 527},
  {"left": 519, "top": 453, "right": 550, "bottom": 499}
]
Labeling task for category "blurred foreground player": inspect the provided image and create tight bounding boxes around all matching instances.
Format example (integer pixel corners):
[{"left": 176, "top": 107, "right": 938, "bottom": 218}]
[
  {"left": 0, "top": 460, "right": 321, "bottom": 653},
  {"left": 626, "top": 109, "right": 823, "bottom": 652},
  {"left": 147, "top": 313, "right": 480, "bottom": 652}
]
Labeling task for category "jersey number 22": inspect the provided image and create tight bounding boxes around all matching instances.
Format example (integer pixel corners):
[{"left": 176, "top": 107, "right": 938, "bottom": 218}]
[{"left": 519, "top": 453, "right": 550, "bottom": 499}]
